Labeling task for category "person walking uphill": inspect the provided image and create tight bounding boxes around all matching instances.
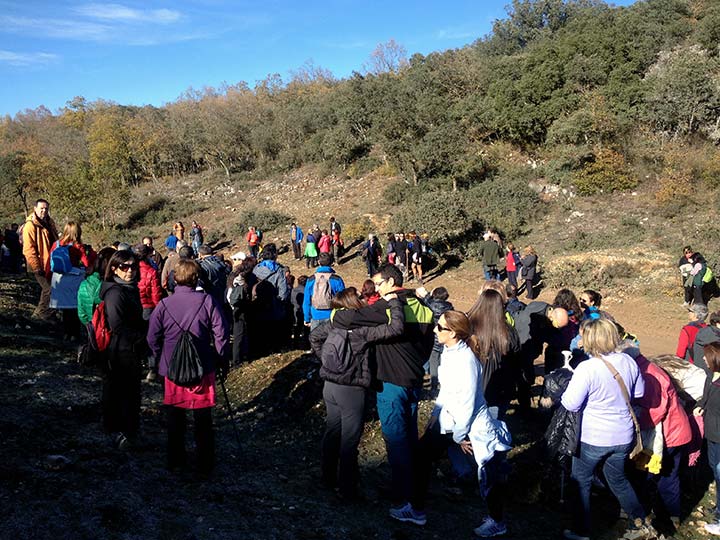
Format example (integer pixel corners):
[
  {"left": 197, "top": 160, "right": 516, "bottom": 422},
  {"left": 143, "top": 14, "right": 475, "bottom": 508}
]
[
  {"left": 147, "top": 259, "right": 229, "bottom": 476},
  {"left": 303, "top": 252, "right": 345, "bottom": 330},
  {"left": 22, "top": 198, "right": 59, "bottom": 320},
  {"left": 479, "top": 232, "right": 503, "bottom": 281},
  {"left": 99, "top": 250, "right": 148, "bottom": 450},
  {"left": 335, "top": 263, "right": 434, "bottom": 517}
]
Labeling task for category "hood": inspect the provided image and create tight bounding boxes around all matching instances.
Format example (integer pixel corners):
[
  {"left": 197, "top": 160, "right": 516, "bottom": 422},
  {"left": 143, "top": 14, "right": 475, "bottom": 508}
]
[
  {"left": 253, "top": 261, "right": 280, "bottom": 280},
  {"left": 315, "top": 266, "right": 335, "bottom": 275},
  {"left": 99, "top": 278, "right": 135, "bottom": 299}
]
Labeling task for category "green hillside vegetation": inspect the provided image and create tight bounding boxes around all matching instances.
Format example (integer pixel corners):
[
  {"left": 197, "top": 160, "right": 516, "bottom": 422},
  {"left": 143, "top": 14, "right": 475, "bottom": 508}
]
[{"left": 2, "top": 0, "right": 720, "bottom": 251}]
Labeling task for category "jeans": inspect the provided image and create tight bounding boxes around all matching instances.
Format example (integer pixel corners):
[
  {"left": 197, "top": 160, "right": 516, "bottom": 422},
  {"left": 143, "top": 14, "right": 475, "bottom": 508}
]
[
  {"left": 507, "top": 270, "right": 518, "bottom": 289},
  {"left": 708, "top": 440, "right": 720, "bottom": 519},
  {"left": 647, "top": 444, "right": 685, "bottom": 518},
  {"left": 321, "top": 382, "right": 366, "bottom": 497},
  {"left": 376, "top": 382, "right": 420, "bottom": 505},
  {"left": 483, "top": 265, "right": 499, "bottom": 280},
  {"left": 571, "top": 441, "right": 645, "bottom": 535}
]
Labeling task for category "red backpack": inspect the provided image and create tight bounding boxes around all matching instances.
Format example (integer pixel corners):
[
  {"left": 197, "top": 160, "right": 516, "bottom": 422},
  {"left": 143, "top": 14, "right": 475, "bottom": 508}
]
[{"left": 88, "top": 301, "right": 112, "bottom": 352}]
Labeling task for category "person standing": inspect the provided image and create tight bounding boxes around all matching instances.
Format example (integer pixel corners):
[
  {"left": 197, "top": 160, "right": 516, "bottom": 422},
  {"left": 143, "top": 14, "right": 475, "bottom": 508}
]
[
  {"left": 22, "top": 199, "right": 59, "bottom": 320},
  {"left": 561, "top": 319, "right": 650, "bottom": 540},
  {"left": 189, "top": 221, "right": 204, "bottom": 256},
  {"left": 330, "top": 217, "right": 342, "bottom": 260},
  {"left": 99, "top": 250, "right": 147, "bottom": 449},
  {"left": 338, "top": 264, "right": 434, "bottom": 518},
  {"left": 142, "top": 236, "right": 164, "bottom": 270},
  {"left": 290, "top": 223, "right": 304, "bottom": 260},
  {"left": 479, "top": 232, "right": 503, "bottom": 281},
  {"left": 520, "top": 245, "right": 538, "bottom": 299},
  {"left": 362, "top": 234, "right": 381, "bottom": 278},
  {"left": 147, "top": 259, "right": 229, "bottom": 476},
  {"left": 246, "top": 226, "right": 259, "bottom": 259},
  {"left": 303, "top": 252, "right": 345, "bottom": 331},
  {"left": 304, "top": 228, "right": 319, "bottom": 269},
  {"left": 505, "top": 242, "right": 520, "bottom": 288}
]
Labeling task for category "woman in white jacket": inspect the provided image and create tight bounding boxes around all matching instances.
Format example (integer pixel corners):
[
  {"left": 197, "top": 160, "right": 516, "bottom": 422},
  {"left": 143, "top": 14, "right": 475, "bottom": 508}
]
[{"left": 391, "top": 310, "right": 512, "bottom": 536}]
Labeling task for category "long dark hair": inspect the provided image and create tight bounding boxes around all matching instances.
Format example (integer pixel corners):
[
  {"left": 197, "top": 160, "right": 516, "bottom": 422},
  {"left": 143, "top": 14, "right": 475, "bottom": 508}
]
[
  {"left": 553, "top": 288, "right": 581, "bottom": 319},
  {"left": 467, "top": 289, "right": 510, "bottom": 362},
  {"left": 104, "top": 250, "right": 137, "bottom": 281}
]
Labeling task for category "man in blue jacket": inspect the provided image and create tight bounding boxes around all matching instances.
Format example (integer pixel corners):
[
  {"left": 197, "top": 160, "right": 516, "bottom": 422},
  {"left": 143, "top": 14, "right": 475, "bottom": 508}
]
[
  {"left": 290, "top": 223, "right": 304, "bottom": 260},
  {"left": 303, "top": 252, "right": 345, "bottom": 330}
]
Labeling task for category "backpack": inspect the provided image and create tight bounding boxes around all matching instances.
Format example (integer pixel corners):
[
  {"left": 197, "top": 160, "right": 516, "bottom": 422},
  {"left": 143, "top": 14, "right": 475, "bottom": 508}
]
[
  {"left": 165, "top": 302, "right": 205, "bottom": 387},
  {"left": 256, "top": 229, "right": 263, "bottom": 243},
  {"left": 320, "top": 328, "right": 355, "bottom": 379},
  {"left": 50, "top": 241, "right": 72, "bottom": 274},
  {"left": 87, "top": 300, "right": 111, "bottom": 353},
  {"left": 311, "top": 273, "right": 334, "bottom": 310}
]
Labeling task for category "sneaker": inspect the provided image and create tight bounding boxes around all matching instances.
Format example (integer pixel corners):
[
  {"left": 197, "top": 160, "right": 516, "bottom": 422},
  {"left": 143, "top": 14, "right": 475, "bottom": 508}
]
[
  {"left": 474, "top": 517, "right": 507, "bottom": 537},
  {"left": 562, "top": 530, "right": 589, "bottom": 540},
  {"left": 622, "top": 523, "right": 655, "bottom": 540},
  {"left": 388, "top": 502, "right": 426, "bottom": 526},
  {"left": 145, "top": 371, "right": 157, "bottom": 382},
  {"left": 706, "top": 522, "right": 720, "bottom": 536}
]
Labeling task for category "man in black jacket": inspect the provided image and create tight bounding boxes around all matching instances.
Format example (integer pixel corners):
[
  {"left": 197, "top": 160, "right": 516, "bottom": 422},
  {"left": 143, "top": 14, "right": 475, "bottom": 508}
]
[
  {"left": 513, "top": 301, "right": 568, "bottom": 412},
  {"left": 334, "top": 263, "right": 433, "bottom": 522}
]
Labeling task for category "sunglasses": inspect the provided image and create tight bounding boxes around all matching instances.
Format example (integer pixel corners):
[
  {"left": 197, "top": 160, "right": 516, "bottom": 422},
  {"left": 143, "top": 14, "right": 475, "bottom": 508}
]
[
  {"left": 118, "top": 263, "right": 137, "bottom": 271},
  {"left": 436, "top": 323, "right": 451, "bottom": 332}
]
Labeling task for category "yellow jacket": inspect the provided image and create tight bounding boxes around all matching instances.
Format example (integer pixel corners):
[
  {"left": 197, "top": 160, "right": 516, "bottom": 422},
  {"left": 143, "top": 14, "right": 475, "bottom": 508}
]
[{"left": 22, "top": 213, "right": 58, "bottom": 275}]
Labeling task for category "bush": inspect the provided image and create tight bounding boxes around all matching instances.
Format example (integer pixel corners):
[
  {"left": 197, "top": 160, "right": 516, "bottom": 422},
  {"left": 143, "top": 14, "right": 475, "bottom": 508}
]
[
  {"left": 573, "top": 148, "right": 637, "bottom": 195},
  {"left": 654, "top": 167, "right": 692, "bottom": 208},
  {"left": 342, "top": 217, "right": 374, "bottom": 242},
  {"left": 237, "top": 208, "right": 293, "bottom": 234},
  {"left": 122, "top": 196, "right": 202, "bottom": 230},
  {"left": 544, "top": 258, "right": 638, "bottom": 289}
]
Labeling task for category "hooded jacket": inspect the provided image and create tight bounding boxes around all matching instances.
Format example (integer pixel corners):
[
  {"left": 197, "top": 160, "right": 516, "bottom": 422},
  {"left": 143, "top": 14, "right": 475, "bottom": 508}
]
[
  {"left": 100, "top": 279, "right": 146, "bottom": 369},
  {"left": 252, "top": 259, "right": 290, "bottom": 321},
  {"left": 418, "top": 295, "right": 453, "bottom": 353},
  {"left": 138, "top": 260, "right": 163, "bottom": 309},
  {"left": 332, "top": 289, "right": 434, "bottom": 388},
  {"left": 22, "top": 212, "right": 58, "bottom": 275},
  {"left": 310, "top": 298, "right": 405, "bottom": 387},
  {"left": 694, "top": 325, "right": 720, "bottom": 373}
]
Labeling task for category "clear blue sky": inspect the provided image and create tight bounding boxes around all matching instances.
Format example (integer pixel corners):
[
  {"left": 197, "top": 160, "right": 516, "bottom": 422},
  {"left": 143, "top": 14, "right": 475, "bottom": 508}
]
[{"left": 0, "top": 0, "right": 637, "bottom": 117}]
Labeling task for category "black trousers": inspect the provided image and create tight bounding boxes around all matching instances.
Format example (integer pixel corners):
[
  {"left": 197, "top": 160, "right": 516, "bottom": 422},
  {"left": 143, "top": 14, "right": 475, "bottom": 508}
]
[
  {"left": 101, "top": 359, "right": 142, "bottom": 437},
  {"left": 292, "top": 242, "right": 302, "bottom": 259},
  {"left": 167, "top": 406, "right": 214, "bottom": 474},
  {"left": 321, "top": 382, "right": 366, "bottom": 497},
  {"left": 232, "top": 314, "right": 247, "bottom": 365}
]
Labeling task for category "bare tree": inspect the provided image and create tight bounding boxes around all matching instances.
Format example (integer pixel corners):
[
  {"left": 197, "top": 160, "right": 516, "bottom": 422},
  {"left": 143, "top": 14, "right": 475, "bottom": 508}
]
[{"left": 363, "top": 39, "right": 409, "bottom": 75}]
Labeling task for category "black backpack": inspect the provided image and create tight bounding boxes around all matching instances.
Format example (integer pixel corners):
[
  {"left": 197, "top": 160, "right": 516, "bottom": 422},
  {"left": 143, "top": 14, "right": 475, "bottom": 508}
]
[
  {"left": 320, "top": 328, "right": 354, "bottom": 378},
  {"left": 165, "top": 301, "right": 206, "bottom": 387}
]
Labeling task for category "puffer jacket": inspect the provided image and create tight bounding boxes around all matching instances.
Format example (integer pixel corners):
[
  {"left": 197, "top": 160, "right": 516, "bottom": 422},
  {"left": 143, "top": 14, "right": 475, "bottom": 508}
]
[
  {"left": 100, "top": 279, "right": 147, "bottom": 370},
  {"left": 22, "top": 213, "right": 58, "bottom": 275},
  {"left": 310, "top": 298, "right": 405, "bottom": 387},
  {"left": 77, "top": 272, "right": 102, "bottom": 325},
  {"left": 545, "top": 405, "right": 581, "bottom": 458},
  {"left": 418, "top": 296, "right": 454, "bottom": 353},
  {"left": 138, "top": 260, "right": 162, "bottom": 309}
]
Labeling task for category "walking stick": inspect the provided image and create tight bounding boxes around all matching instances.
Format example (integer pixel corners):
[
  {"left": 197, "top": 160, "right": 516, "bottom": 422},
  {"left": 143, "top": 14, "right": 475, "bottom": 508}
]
[{"left": 219, "top": 375, "right": 242, "bottom": 452}]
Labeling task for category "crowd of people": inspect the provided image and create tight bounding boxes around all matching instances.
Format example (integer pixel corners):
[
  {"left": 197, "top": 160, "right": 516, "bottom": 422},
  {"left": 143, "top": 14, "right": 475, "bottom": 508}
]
[{"left": 5, "top": 197, "right": 720, "bottom": 539}]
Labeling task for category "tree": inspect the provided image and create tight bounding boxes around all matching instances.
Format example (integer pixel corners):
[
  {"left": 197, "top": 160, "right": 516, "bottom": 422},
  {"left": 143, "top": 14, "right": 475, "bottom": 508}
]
[{"left": 363, "top": 39, "right": 409, "bottom": 75}]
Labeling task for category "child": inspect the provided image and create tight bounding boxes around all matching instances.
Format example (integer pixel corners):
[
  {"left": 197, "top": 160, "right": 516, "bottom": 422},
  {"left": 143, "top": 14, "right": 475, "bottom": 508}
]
[{"left": 696, "top": 342, "right": 720, "bottom": 536}]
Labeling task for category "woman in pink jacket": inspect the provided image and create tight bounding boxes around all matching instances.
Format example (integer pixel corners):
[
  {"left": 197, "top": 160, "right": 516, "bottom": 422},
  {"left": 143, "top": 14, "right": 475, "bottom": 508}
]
[{"left": 631, "top": 348, "right": 692, "bottom": 529}]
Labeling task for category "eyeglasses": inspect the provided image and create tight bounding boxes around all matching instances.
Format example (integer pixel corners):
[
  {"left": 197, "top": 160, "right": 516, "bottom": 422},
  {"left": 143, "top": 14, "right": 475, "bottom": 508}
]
[
  {"left": 436, "top": 323, "right": 451, "bottom": 332},
  {"left": 372, "top": 279, "right": 385, "bottom": 287},
  {"left": 118, "top": 263, "right": 137, "bottom": 271}
]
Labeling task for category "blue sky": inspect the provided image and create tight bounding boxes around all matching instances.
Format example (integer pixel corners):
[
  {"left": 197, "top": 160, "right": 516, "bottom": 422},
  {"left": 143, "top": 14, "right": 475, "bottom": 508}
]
[{"left": 0, "top": 0, "right": 637, "bottom": 117}]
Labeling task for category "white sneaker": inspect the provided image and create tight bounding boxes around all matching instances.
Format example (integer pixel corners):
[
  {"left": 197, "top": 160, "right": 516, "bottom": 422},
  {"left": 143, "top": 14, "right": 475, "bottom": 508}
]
[
  {"left": 706, "top": 522, "right": 720, "bottom": 536},
  {"left": 474, "top": 517, "right": 507, "bottom": 537}
]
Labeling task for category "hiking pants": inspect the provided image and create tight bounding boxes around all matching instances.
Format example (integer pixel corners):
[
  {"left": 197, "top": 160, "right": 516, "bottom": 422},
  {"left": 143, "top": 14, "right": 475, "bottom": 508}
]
[
  {"left": 101, "top": 360, "right": 142, "bottom": 437},
  {"left": 321, "top": 382, "right": 366, "bottom": 497},
  {"left": 232, "top": 314, "right": 248, "bottom": 365},
  {"left": 33, "top": 273, "right": 53, "bottom": 319},
  {"left": 507, "top": 270, "right": 518, "bottom": 288},
  {"left": 525, "top": 278, "right": 536, "bottom": 299},
  {"left": 167, "top": 406, "right": 214, "bottom": 474},
  {"left": 292, "top": 242, "right": 302, "bottom": 259}
]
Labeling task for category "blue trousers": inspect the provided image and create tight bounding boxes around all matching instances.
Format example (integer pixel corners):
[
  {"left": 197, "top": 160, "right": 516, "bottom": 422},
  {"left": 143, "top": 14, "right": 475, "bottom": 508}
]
[
  {"left": 376, "top": 382, "right": 420, "bottom": 505},
  {"left": 571, "top": 441, "right": 645, "bottom": 535},
  {"left": 709, "top": 440, "right": 720, "bottom": 519}
]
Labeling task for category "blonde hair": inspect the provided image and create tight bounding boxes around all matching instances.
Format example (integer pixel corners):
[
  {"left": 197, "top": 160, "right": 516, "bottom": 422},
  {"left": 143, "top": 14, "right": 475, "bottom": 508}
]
[
  {"left": 60, "top": 221, "right": 82, "bottom": 244},
  {"left": 477, "top": 279, "right": 508, "bottom": 303},
  {"left": 524, "top": 245, "right": 537, "bottom": 256},
  {"left": 581, "top": 318, "right": 620, "bottom": 357}
]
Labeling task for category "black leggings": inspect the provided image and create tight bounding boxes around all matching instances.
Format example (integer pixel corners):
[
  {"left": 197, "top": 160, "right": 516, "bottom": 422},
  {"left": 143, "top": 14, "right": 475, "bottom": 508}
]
[{"left": 166, "top": 406, "right": 214, "bottom": 474}]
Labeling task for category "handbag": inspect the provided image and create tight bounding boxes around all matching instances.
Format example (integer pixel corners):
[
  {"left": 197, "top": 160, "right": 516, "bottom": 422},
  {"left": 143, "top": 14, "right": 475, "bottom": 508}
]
[{"left": 600, "top": 358, "right": 643, "bottom": 459}]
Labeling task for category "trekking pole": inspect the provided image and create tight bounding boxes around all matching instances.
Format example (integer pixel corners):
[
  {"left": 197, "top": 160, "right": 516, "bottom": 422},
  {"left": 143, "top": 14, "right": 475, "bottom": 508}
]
[{"left": 218, "top": 375, "right": 242, "bottom": 452}]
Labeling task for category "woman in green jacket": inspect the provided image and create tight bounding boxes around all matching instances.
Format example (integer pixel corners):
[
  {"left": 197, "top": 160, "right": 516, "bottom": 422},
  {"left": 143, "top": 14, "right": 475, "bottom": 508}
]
[{"left": 77, "top": 247, "right": 115, "bottom": 325}]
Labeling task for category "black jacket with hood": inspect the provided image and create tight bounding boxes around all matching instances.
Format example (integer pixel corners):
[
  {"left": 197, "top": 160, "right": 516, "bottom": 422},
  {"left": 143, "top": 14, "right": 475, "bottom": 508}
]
[
  {"left": 332, "top": 289, "right": 434, "bottom": 388},
  {"left": 100, "top": 279, "right": 147, "bottom": 370}
]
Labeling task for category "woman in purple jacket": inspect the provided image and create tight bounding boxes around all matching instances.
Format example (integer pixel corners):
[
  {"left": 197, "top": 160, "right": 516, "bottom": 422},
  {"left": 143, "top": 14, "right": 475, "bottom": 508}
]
[
  {"left": 561, "top": 318, "right": 650, "bottom": 540},
  {"left": 147, "top": 259, "right": 230, "bottom": 476}
]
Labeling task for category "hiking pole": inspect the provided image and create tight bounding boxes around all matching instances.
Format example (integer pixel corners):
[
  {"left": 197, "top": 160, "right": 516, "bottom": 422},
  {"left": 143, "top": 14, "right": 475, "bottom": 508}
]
[{"left": 218, "top": 375, "right": 242, "bottom": 452}]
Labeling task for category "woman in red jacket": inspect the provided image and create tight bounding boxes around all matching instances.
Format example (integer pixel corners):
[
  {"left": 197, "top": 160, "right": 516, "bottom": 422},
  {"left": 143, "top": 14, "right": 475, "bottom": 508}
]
[
  {"left": 136, "top": 244, "right": 163, "bottom": 320},
  {"left": 631, "top": 348, "right": 692, "bottom": 529}
]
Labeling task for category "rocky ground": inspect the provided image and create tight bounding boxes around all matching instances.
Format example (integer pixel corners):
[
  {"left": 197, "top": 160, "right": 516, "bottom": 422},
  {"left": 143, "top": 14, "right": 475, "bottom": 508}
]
[{"left": 0, "top": 270, "right": 718, "bottom": 540}]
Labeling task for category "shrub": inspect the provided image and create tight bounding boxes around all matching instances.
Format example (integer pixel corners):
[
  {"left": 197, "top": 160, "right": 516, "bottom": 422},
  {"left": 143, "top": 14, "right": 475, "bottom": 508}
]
[
  {"left": 654, "top": 167, "right": 692, "bottom": 208},
  {"left": 237, "top": 208, "right": 293, "bottom": 234},
  {"left": 573, "top": 148, "right": 637, "bottom": 195},
  {"left": 342, "top": 218, "right": 374, "bottom": 241}
]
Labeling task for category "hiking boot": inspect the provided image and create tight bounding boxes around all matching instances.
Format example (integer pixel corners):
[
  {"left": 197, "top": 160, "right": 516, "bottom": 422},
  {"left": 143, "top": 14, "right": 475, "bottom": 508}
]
[
  {"left": 562, "top": 530, "right": 589, "bottom": 540},
  {"left": 706, "top": 522, "right": 720, "bottom": 536},
  {"left": 388, "top": 502, "right": 426, "bottom": 526},
  {"left": 474, "top": 517, "right": 507, "bottom": 537},
  {"left": 146, "top": 371, "right": 157, "bottom": 382}
]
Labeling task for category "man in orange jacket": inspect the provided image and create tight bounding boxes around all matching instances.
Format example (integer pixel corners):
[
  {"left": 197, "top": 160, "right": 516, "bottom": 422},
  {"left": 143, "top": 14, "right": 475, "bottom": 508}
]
[{"left": 22, "top": 198, "right": 58, "bottom": 320}]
